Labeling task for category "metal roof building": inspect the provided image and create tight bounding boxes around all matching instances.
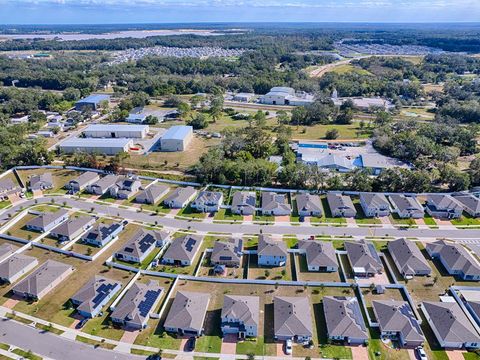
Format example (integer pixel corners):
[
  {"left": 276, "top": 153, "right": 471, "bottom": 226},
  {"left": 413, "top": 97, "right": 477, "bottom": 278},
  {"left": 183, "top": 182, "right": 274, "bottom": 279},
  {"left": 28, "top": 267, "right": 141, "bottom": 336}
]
[
  {"left": 160, "top": 125, "right": 193, "bottom": 152},
  {"left": 59, "top": 137, "right": 133, "bottom": 155},
  {"left": 75, "top": 94, "right": 111, "bottom": 112},
  {"left": 83, "top": 124, "right": 149, "bottom": 139}
]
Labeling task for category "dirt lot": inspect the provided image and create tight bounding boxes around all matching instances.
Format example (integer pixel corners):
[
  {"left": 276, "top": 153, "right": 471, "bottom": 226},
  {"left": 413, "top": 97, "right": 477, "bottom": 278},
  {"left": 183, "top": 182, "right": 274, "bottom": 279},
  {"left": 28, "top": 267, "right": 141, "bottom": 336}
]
[
  {"left": 295, "top": 254, "right": 342, "bottom": 283},
  {"left": 247, "top": 254, "right": 294, "bottom": 281}
]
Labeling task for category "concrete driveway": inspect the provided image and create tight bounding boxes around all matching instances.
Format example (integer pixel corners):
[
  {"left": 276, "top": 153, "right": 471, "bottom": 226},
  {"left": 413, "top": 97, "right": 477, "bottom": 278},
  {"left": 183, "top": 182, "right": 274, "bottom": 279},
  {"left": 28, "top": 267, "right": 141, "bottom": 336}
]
[
  {"left": 350, "top": 346, "right": 369, "bottom": 360},
  {"left": 220, "top": 334, "right": 237, "bottom": 355}
]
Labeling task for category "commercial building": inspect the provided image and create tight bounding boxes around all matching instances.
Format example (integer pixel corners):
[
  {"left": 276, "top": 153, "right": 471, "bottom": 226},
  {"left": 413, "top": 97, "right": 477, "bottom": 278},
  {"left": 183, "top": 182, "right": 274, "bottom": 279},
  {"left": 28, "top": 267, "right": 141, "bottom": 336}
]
[
  {"left": 83, "top": 124, "right": 149, "bottom": 139},
  {"left": 59, "top": 138, "right": 133, "bottom": 155},
  {"left": 221, "top": 295, "right": 259, "bottom": 338},
  {"left": 160, "top": 125, "right": 193, "bottom": 152},
  {"left": 164, "top": 291, "right": 210, "bottom": 336},
  {"left": 75, "top": 94, "right": 110, "bottom": 112},
  {"left": 260, "top": 87, "right": 314, "bottom": 106},
  {"left": 111, "top": 280, "right": 164, "bottom": 329}
]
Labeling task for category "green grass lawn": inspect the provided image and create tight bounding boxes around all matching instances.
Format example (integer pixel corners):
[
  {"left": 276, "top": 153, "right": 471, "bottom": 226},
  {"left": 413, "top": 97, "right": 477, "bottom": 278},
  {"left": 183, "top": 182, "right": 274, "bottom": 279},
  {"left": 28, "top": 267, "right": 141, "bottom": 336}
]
[
  {"left": 213, "top": 208, "right": 243, "bottom": 221},
  {"left": 195, "top": 335, "right": 222, "bottom": 354},
  {"left": 389, "top": 214, "right": 417, "bottom": 226},
  {"left": 177, "top": 205, "right": 207, "bottom": 219},
  {"left": 451, "top": 214, "right": 480, "bottom": 226},
  {"left": 236, "top": 337, "right": 265, "bottom": 356}
]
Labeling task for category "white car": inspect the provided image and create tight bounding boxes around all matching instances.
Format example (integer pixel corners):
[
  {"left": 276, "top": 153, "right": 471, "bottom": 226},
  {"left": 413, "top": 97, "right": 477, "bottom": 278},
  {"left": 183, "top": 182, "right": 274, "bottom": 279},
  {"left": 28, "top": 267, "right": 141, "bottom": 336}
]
[
  {"left": 285, "top": 339, "right": 292, "bottom": 355},
  {"left": 416, "top": 347, "right": 427, "bottom": 360}
]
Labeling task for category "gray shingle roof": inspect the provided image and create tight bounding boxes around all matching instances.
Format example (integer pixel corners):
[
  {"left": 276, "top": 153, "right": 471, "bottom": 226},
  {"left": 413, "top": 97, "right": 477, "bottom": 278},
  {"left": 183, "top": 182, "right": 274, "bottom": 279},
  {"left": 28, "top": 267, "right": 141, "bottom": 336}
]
[
  {"left": 30, "top": 173, "right": 53, "bottom": 190},
  {"left": 71, "top": 276, "right": 120, "bottom": 315},
  {"left": 91, "top": 175, "right": 119, "bottom": 191},
  {"left": 422, "top": 301, "right": 480, "bottom": 344},
  {"left": 26, "top": 209, "right": 69, "bottom": 229},
  {"left": 68, "top": 171, "right": 99, "bottom": 188},
  {"left": 296, "top": 194, "right": 323, "bottom": 214},
  {"left": 82, "top": 222, "right": 123, "bottom": 243},
  {"left": 135, "top": 184, "right": 169, "bottom": 204},
  {"left": 221, "top": 295, "right": 259, "bottom": 328},
  {"left": 12, "top": 260, "right": 73, "bottom": 297},
  {"left": 163, "top": 186, "right": 197, "bottom": 205},
  {"left": 453, "top": 195, "right": 480, "bottom": 214},
  {"left": 360, "top": 193, "right": 389, "bottom": 210},
  {"left": 345, "top": 240, "right": 383, "bottom": 273},
  {"left": 389, "top": 195, "right": 423, "bottom": 212},
  {"left": 274, "top": 296, "right": 313, "bottom": 339},
  {"left": 258, "top": 235, "right": 288, "bottom": 258},
  {"left": 51, "top": 216, "right": 94, "bottom": 238},
  {"left": 231, "top": 191, "right": 256, "bottom": 212},
  {"left": 211, "top": 238, "right": 243, "bottom": 264},
  {"left": 164, "top": 291, "right": 210, "bottom": 332},
  {"left": 0, "top": 253, "right": 37, "bottom": 281},
  {"left": 0, "top": 178, "right": 19, "bottom": 194},
  {"left": 192, "top": 191, "right": 223, "bottom": 206},
  {"left": 298, "top": 240, "right": 337, "bottom": 268},
  {"left": 426, "top": 240, "right": 480, "bottom": 277},
  {"left": 326, "top": 193, "right": 355, "bottom": 212},
  {"left": 261, "top": 192, "right": 291, "bottom": 213},
  {"left": 111, "top": 280, "right": 163, "bottom": 327},
  {"left": 426, "top": 194, "right": 463, "bottom": 212},
  {"left": 373, "top": 300, "right": 424, "bottom": 343},
  {"left": 388, "top": 238, "right": 431, "bottom": 275},
  {"left": 0, "top": 243, "right": 18, "bottom": 262},
  {"left": 323, "top": 296, "right": 368, "bottom": 341},
  {"left": 163, "top": 234, "right": 202, "bottom": 263},
  {"left": 116, "top": 228, "right": 165, "bottom": 260}
]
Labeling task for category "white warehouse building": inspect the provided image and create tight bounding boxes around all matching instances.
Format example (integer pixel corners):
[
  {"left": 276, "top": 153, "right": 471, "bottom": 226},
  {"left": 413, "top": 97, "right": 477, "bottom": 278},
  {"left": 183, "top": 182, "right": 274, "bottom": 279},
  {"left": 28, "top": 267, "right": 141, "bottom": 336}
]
[
  {"left": 59, "top": 137, "right": 133, "bottom": 155},
  {"left": 259, "top": 87, "right": 314, "bottom": 106},
  {"left": 160, "top": 126, "right": 193, "bottom": 152},
  {"left": 83, "top": 124, "right": 149, "bottom": 139}
]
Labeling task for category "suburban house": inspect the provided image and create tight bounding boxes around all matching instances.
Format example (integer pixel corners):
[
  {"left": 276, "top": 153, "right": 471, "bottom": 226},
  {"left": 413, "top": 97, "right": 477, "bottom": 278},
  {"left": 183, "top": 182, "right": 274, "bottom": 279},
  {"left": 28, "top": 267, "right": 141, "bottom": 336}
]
[
  {"left": 135, "top": 184, "right": 170, "bottom": 205},
  {"left": 459, "top": 290, "right": 480, "bottom": 327},
  {"left": 221, "top": 295, "right": 259, "bottom": 338},
  {"left": 50, "top": 216, "right": 95, "bottom": 242},
  {"left": 86, "top": 175, "right": 119, "bottom": 195},
  {"left": 360, "top": 193, "right": 390, "bottom": 217},
  {"left": 164, "top": 291, "right": 210, "bottom": 336},
  {"left": 71, "top": 276, "right": 121, "bottom": 318},
  {"left": 0, "top": 178, "right": 21, "bottom": 199},
  {"left": 162, "top": 234, "right": 202, "bottom": 266},
  {"left": 257, "top": 235, "right": 288, "bottom": 267},
  {"left": 26, "top": 209, "right": 69, "bottom": 233},
  {"left": 323, "top": 296, "right": 368, "bottom": 345},
  {"left": 110, "top": 177, "right": 142, "bottom": 199},
  {"left": 0, "top": 253, "right": 38, "bottom": 284},
  {"left": 326, "top": 193, "right": 357, "bottom": 218},
  {"left": 231, "top": 191, "right": 256, "bottom": 216},
  {"left": 163, "top": 186, "right": 197, "bottom": 209},
  {"left": 261, "top": 192, "right": 291, "bottom": 216},
  {"left": 12, "top": 260, "right": 74, "bottom": 300},
  {"left": 426, "top": 240, "right": 480, "bottom": 280},
  {"left": 296, "top": 194, "right": 323, "bottom": 217},
  {"left": 115, "top": 229, "right": 164, "bottom": 264},
  {"left": 297, "top": 240, "right": 338, "bottom": 272},
  {"left": 421, "top": 301, "right": 480, "bottom": 349},
  {"left": 373, "top": 300, "right": 425, "bottom": 347},
  {"left": 388, "top": 195, "right": 424, "bottom": 219},
  {"left": 65, "top": 172, "right": 100, "bottom": 193},
  {"left": 0, "top": 243, "right": 18, "bottom": 263},
  {"left": 82, "top": 222, "right": 124, "bottom": 247},
  {"left": 388, "top": 238, "right": 431, "bottom": 278},
  {"left": 425, "top": 194, "right": 464, "bottom": 219},
  {"left": 274, "top": 296, "right": 313, "bottom": 342},
  {"left": 191, "top": 191, "right": 224, "bottom": 213},
  {"left": 210, "top": 238, "right": 243, "bottom": 267},
  {"left": 29, "top": 173, "right": 53, "bottom": 191},
  {"left": 345, "top": 240, "right": 383, "bottom": 277},
  {"left": 111, "top": 280, "right": 164, "bottom": 329},
  {"left": 453, "top": 194, "right": 480, "bottom": 217}
]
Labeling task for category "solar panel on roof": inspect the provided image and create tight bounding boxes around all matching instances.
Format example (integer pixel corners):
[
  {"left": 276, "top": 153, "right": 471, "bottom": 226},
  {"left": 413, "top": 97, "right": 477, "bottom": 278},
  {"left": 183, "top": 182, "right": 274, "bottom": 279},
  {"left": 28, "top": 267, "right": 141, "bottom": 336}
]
[
  {"left": 184, "top": 238, "right": 196, "bottom": 252},
  {"left": 139, "top": 233, "right": 156, "bottom": 253},
  {"left": 90, "top": 282, "right": 118, "bottom": 308},
  {"left": 138, "top": 289, "right": 162, "bottom": 317},
  {"left": 124, "top": 247, "right": 134, "bottom": 253}
]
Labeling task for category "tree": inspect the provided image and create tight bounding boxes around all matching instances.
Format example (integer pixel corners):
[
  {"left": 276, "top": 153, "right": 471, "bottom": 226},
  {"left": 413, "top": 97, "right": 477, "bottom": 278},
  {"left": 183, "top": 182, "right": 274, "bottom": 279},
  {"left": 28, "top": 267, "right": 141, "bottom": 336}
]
[
  {"left": 325, "top": 128, "right": 339, "bottom": 140},
  {"left": 253, "top": 111, "right": 267, "bottom": 128},
  {"left": 209, "top": 95, "right": 224, "bottom": 123},
  {"left": 276, "top": 110, "right": 290, "bottom": 124},
  {"left": 374, "top": 111, "right": 392, "bottom": 126},
  {"left": 144, "top": 115, "right": 158, "bottom": 125},
  {"left": 335, "top": 108, "right": 353, "bottom": 125},
  {"left": 187, "top": 113, "right": 209, "bottom": 129}
]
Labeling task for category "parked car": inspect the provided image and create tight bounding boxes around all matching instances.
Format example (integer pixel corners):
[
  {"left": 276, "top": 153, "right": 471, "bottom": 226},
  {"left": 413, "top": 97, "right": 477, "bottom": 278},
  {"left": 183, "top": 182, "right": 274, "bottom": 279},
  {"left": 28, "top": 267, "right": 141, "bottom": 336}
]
[
  {"left": 416, "top": 347, "right": 427, "bottom": 360},
  {"left": 186, "top": 337, "right": 196, "bottom": 352},
  {"left": 285, "top": 339, "right": 292, "bottom": 355},
  {"left": 76, "top": 318, "right": 88, "bottom": 329}
]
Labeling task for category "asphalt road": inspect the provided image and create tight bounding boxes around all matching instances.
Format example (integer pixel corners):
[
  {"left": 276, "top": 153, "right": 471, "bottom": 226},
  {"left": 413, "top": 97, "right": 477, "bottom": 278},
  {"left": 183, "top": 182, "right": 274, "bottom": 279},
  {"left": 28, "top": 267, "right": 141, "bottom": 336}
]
[
  {"left": 4, "top": 196, "right": 480, "bottom": 240},
  {"left": 0, "top": 318, "right": 141, "bottom": 360}
]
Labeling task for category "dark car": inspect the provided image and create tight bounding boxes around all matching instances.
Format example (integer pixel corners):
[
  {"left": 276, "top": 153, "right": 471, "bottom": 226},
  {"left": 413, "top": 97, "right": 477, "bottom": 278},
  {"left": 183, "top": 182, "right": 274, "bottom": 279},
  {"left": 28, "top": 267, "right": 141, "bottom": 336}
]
[
  {"left": 186, "top": 337, "right": 196, "bottom": 352},
  {"left": 76, "top": 318, "right": 88, "bottom": 329}
]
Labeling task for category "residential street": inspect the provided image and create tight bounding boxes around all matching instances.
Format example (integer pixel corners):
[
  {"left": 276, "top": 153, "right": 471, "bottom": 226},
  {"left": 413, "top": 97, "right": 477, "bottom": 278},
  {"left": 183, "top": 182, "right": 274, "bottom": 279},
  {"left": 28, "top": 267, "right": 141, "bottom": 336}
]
[
  {"left": 3, "top": 196, "right": 480, "bottom": 240},
  {"left": 0, "top": 319, "right": 142, "bottom": 360}
]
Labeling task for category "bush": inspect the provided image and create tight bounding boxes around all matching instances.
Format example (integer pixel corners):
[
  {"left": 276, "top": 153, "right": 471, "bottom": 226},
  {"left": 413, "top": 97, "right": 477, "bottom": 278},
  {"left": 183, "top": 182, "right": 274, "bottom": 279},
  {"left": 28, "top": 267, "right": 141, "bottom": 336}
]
[{"left": 325, "top": 128, "right": 339, "bottom": 139}]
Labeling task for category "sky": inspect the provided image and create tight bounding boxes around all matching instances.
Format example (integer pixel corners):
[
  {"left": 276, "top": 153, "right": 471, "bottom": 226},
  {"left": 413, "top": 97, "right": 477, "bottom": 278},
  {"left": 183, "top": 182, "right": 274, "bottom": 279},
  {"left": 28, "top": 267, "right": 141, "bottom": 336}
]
[{"left": 1, "top": 0, "right": 480, "bottom": 24}]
